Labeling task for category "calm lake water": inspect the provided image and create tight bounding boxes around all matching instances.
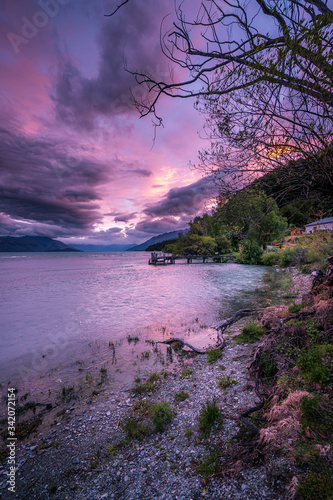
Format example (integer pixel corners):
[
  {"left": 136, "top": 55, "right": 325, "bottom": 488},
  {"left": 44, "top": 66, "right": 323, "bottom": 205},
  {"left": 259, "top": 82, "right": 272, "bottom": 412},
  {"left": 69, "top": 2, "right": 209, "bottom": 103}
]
[{"left": 0, "top": 252, "right": 271, "bottom": 387}]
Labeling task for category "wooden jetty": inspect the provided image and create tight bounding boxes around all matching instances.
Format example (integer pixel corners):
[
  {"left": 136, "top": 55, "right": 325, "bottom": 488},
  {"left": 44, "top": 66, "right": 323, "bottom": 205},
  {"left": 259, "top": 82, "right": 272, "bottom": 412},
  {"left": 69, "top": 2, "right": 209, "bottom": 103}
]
[{"left": 148, "top": 252, "right": 234, "bottom": 265}]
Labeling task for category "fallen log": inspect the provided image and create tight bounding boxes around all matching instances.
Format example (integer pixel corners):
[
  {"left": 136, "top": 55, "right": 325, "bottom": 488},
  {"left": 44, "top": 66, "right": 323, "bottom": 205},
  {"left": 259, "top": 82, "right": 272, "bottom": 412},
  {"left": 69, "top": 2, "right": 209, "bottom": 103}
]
[{"left": 156, "top": 337, "right": 207, "bottom": 354}]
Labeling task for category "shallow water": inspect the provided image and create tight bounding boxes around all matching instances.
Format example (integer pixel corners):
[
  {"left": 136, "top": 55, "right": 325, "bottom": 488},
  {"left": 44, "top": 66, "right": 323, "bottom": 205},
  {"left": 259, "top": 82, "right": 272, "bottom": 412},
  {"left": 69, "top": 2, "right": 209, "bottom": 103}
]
[{"left": 0, "top": 252, "right": 270, "bottom": 386}]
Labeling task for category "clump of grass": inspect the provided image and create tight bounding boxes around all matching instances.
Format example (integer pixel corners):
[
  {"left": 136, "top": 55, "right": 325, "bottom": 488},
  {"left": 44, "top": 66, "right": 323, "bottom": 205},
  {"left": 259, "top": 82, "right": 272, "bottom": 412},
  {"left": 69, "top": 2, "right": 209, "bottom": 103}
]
[
  {"left": 166, "top": 346, "right": 173, "bottom": 363},
  {"left": 61, "top": 386, "right": 75, "bottom": 403},
  {"left": 133, "top": 400, "right": 151, "bottom": 417},
  {"left": 288, "top": 302, "right": 305, "bottom": 314},
  {"left": 108, "top": 342, "right": 117, "bottom": 364},
  {"left": 218, "top": 375, "right": 237, "bottom": 389},
  {"left": 174, "top": 391, "right": 189, "bottom": 403},
  {"left": 198, "top": 400, "right": 222, "bottom": 438},
  {"left": 148, "top": 371, "right": 160, "bottom": 383},
  {"left": 127, "top": 335, "right": 139, "bottom": 345},
  {"left": 121, "top": 417, "right": 149, "bottom": 440},
  {"left": 235, "top": 322, "right": 265, "bottom": 344},
  {"left": 297, "top": 344, "right": 333, "bottom": 384},
  {"left": 293, "top": 441, "right": 321, "bottom": 469},
  {"left": 185, "top": 428, "right": 193, "bottom": 438},
  {"left": 194, "top": 449, "right": 220, "bottom": 485},
  {"left": 181, "top": 368, "right": 194, "bottom": 378},
  {"left": 259, "top": 351, "right": 277, "bottom": 381},
  {"left": 132, "top": 371, "right": 162, "bottom": 395},
  {"left": 107, "top": 440, "right": 127, "bottom": 457},
  {"left": 99, "top": 366, "right": 107, "bottom": 385},
  {"left": 150, "top": 402, "right": 173, "bottom": 431},
  {"left": 300, "top": 395, "right": 320, "bottom": 428},
  {"left": 207, "top": 348, "right": 223, "bottom": 363},
  {"left": 297, "top": 470, "right": 333, "bottom": 500},
  {"left": 141, "top": 350, "right": 150, "bottom": 360}
]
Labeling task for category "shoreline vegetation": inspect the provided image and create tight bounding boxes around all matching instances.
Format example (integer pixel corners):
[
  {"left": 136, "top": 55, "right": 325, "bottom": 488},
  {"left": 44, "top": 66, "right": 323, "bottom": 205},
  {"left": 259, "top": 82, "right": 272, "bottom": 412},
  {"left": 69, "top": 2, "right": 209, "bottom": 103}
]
[{"left": 0, "top": 253, "right": 332, "bottom": 499}]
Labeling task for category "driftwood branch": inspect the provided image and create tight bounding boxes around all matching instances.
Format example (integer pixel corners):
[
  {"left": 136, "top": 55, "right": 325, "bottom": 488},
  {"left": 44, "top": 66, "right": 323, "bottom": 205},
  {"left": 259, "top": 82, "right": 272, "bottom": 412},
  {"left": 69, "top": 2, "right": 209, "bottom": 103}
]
[
  {"left": 156, "top": 337, "right": 207, "bottom": 354},
  {"left": 215, "top": 308, "right": 264, "bottom": 347}
]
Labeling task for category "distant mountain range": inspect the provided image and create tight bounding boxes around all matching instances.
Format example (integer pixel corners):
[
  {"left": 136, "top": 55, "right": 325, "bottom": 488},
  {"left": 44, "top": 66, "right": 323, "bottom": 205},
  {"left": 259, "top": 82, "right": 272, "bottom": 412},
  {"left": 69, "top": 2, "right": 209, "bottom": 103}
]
[
  {"left": 0, "top": 230, "right": 187, "bottom": 253},
  {"left": 128, "top": 230, "right": 186, "bottom": 251},
  {"left": 72, "top": 243, "right": 136, "bottom": 252},
  {"left": 0, "top": 236, "right": 79, "bottom": 252}
]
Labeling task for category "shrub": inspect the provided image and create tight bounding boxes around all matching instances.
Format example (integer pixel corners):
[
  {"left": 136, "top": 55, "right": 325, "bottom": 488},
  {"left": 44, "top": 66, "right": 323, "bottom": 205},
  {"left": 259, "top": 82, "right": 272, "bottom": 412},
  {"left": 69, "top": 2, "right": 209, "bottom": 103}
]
[
  {"left": 259, "top": 351, "right": 277, "bottom": 380},
  {"left": 300, "top": 395, "right": 320, "bottom": 428},
  {"left": 297, "top": 345, "right": 333, "bottom": 384},
  {"left": 121, "top": 417, "right": 148, "bottom": 440},
  {"left": 207, "top": 348, "right": 222, "bottom": 363},
  {"left": 194, "top": 449, "right": 220, "bottom": 485},
  {"left": 198, "top": 400, "right": 222, "bottom": 438},
  {"left": 262, "top": 252, "right": 280, "bottom": 266},
  {"left": 238, "top": 239, "right": 263, "bottom": 265},
  {"left": 150, "top": 402, "right": 173, "bottom": 431},
  {"left": 297, "top": 470, "right": 333, "bottom": 500}
]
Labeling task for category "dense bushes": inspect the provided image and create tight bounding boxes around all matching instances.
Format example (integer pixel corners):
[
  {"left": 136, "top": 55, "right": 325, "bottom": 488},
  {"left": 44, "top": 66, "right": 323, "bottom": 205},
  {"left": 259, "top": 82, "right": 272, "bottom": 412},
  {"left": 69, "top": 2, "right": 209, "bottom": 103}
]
[
  {"left": 261, "top": 252, "right": 280, "bottom": 266},
  {"left": 237, "top": 240, "right": 263, "bottom": 264}
]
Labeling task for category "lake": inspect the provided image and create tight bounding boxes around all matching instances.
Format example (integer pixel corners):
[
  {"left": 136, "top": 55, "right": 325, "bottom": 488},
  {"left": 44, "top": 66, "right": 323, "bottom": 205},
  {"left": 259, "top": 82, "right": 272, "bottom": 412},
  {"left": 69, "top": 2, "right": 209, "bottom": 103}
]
[{"left": 0, "top": 252, "right": 271, "bottom": 389}]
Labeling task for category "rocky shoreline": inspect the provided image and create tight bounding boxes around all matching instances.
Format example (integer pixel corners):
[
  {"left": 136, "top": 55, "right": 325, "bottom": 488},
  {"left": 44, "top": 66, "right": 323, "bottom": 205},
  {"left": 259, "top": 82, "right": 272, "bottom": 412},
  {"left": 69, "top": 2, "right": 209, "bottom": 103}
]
[{"left": 0, "top": 269, "right": 315, "bottom": 499}]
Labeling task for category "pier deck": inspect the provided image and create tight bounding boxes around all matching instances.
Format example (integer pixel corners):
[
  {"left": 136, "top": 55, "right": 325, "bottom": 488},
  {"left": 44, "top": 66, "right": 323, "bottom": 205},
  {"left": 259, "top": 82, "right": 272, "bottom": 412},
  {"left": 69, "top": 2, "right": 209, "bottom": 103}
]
[{"left": 148, "top": 252, "right": 234, "bottom": 265}]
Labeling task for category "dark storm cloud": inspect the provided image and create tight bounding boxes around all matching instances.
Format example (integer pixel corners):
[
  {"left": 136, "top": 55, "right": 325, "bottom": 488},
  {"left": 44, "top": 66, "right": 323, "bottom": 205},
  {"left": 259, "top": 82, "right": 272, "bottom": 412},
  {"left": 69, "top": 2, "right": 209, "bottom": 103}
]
[
  {"left": 114, "top": 212, "right": 136, "bottom": 223},
  {"left": 54, "top": 0, "right": 172, "bottom": 128},
  {"left": 0, "top": 125, "right": 109, "bottom": 235},
  {"left": 135, "top": 216, "right": 180, "bottom": 234},
  {"left": 143, "top": 176, "right": 215, "bottom": 218}
]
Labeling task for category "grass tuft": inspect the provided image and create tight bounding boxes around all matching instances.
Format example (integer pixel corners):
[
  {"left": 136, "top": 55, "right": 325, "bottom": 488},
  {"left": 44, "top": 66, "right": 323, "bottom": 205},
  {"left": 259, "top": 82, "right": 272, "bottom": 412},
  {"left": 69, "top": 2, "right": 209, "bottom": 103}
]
[
  {"left": 198, "top": 400, "right": 222, "bottom": 438},
  {"left": 174, "top": 391, "right": 189, "bottom": 402},
  {"left": 150, "top": 402, "right": 173, "bottom": 431},
  {"left": 218, "top": 375, "right": 238, "bottom": 389},
  {"left": 207, "top": 348, "right": 222, "bottom": 363},
  {"left": 235, "top": 322, "right": 265, "bottom": 344}
]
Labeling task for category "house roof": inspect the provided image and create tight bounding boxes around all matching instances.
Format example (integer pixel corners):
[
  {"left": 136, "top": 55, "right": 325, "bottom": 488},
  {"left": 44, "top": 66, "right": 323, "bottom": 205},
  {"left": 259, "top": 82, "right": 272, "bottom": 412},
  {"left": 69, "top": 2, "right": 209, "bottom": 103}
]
[
  {"left": 291, "top": 227, "right": 304, "bottom": 230},
  {"left": 305, "top": 217, "right": 333, "bottom": 227}
]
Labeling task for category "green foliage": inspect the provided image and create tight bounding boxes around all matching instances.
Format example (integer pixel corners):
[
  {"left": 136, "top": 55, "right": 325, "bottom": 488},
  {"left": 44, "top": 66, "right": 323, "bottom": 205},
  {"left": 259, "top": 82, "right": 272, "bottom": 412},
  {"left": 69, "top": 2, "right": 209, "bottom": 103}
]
[
  {"left": 150, "top": 402, "right": 173, "bottom": 431},
  {"left": 300, "top": 396, "right": 320, "bottom": 428},
  {"left": 261, "top": 251, "right": 281, "bottom": 266},
  {"left": 297, "top": 345, "right": 333, "bottom": 384},
  {"left": 194, "top": 449, "right": 220, "bottom": 484},
  {"left": 132, "top": 372, "right": 161, "bottom": 395},
  {"left": 174, "top": 391, "right": 189, "bottom": 402},
  {"left": 215, "top": 234, "right": 231, "bottom": 254},
  {"left": 146, "top": 238, "right": 177, "bottom": 252},
  {"left": 288, "top": 302, "right": 305, "bottom": 314},
  {"left": 235, "top": 322, "right": 265, "bottom": 344},
  {"left": 147, "top": 371, "right": 161, "bottom": 383},
  {"left": 238, "top": 239, "right": 263, "bottom": 265},
  {"left": 198, "top": 400, "right": 222, "bottom": 438},
  {"left": 207, "top": 348, "right": 223, "bottom": 363},
  {"left": 218, "top": 375, "right": 238, "bottom": 389},
  {"left": 297, "top": 470, "right": 333, "bottom": 500},
  {"left": 259, "top": 351, "right": 277, "bottom": 380},
  {"left": 181, "top": 368, "right": 194, "bottom": 378},
  {"left": 293, "top": 441, "right": 321, "bottom": 469},
  {"left": 121, "top": 417, "right": 148, "bottom": 440}
]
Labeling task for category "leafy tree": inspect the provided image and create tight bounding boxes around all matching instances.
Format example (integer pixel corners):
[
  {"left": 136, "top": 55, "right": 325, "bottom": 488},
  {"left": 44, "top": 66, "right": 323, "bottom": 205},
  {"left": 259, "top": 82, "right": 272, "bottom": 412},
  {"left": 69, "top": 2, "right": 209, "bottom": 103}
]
[
  {"left": 214, "top": 190, "right": 287, "bottom": 248},
  {"left": 238, "top": 240, "right": 263, "bottom": 265},
  {"left": 109, "top": 0, "right": 333, "bottom": 199}
]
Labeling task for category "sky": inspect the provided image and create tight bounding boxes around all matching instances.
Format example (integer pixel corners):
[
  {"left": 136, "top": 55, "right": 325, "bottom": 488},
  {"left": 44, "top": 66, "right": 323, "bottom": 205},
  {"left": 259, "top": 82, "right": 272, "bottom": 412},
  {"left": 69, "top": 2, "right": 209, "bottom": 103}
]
[{"left": 0, "top": 0, "right": 216, "bottom": 246}]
